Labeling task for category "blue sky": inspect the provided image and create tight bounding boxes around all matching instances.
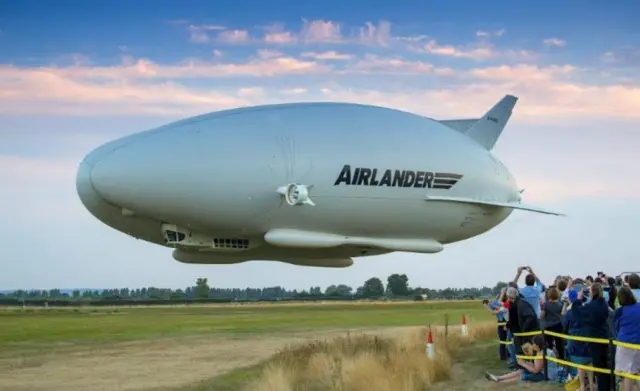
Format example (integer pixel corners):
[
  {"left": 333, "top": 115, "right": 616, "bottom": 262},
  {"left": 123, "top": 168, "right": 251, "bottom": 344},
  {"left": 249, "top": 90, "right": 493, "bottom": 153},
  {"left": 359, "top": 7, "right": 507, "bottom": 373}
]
[{"left": 1, "top": 1, "right": 639, "bottom": 291}]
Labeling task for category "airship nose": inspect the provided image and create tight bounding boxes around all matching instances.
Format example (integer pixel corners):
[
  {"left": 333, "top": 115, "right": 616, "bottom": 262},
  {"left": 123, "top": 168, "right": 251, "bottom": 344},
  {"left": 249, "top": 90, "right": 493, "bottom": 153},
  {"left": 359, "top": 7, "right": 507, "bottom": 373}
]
[
  {"left": 76, "top": 132, "right": 153, "bottom": 217},
  {"left": 76, "top": 160, "right": 102, "bottom": 218}
]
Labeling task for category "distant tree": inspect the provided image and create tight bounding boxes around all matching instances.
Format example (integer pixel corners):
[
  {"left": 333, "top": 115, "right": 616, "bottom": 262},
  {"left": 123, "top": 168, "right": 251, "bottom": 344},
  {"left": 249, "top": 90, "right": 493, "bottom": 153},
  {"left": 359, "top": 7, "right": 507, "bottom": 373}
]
[
  {"left": 310, "top": 286, "right": 323, "bottom": 295},
  {"left": 362, "top": 277, "right": 384, "bottom": 298},
  {"left": 195, "top": 278, "right": 210, "bottom": 298},
  {"left": 387, "top": 274, "right": 410, "bottom": 296},
  {"left": 492, "top": 281, "right": 508, "bottom": 296},
  {"left": 440, "top": 287, "right": 455, "bottom": 299},
  {"left": 325, "top": 284, "right": 352, "bottom": 297}
]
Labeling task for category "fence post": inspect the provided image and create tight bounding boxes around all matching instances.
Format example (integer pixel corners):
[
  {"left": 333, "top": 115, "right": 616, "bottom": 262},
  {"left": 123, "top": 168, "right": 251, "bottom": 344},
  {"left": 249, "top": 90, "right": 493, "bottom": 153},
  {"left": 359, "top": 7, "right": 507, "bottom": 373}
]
[
  {"left": 444, "top": 313, "right": 449, "bottom": 339},
  {"left": 542, "top": 330, "right": 548, "bottom": 382},
  {"left": 609, "top": 337, "right": 616, "bottom": 391}
]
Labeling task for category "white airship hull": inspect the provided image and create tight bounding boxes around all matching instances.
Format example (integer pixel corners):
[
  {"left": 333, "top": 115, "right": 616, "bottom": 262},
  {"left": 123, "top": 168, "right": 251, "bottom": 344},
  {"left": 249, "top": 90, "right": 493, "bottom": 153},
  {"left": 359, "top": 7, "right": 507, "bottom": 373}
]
[{"left": 76, "top": 97, "right": 562, "bottom": 268}]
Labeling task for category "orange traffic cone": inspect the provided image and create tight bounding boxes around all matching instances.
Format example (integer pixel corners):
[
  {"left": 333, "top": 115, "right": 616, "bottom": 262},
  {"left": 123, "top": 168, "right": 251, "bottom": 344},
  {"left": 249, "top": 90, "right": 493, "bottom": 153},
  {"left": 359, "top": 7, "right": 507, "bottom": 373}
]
[
  {"left": 425, "top": 325, "right": 435, "bottom": 359},
  {"left": 461, "top": 314, "right": 468, "bottom": 337}
]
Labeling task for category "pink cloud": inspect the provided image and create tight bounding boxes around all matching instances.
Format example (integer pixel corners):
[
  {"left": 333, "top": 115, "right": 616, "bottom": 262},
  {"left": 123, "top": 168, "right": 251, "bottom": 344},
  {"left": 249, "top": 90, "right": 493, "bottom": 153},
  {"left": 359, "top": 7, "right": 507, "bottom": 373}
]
[
  {"left": 300, "top": 19, "right": 343, "bottom": 43},
  {"left": 470, "top": 64, "right": 575, "bottom": 81},
  {"left": 265, "top": 31, "right": 297, "bottom": 44},
  {"left": 543, "top": 37, "right": 566, "bottom": 48},
  {"left": 280, "top": 87, "right": 308, "bottom": 94},
  {"left": 416, "top": 37, "right": 534, "bottom": 62},
  {"left": 358, "top": 21, "right": 392, "bottom": 46},
  {"left": 0, "top": 53, "right": 330, "bottom": 81},
  {"left": 301, "top": 51, "right": 353, "bottom": 61},
  {"left": 187, "top": 24, "right": 226, "bottom": 43},
  {"left": 217, "top": 29, "right": 249, "bottom": 44},
  {"left": 420, "top": 39, "right": 494, "bottom": 60},
  {"left": 348, "top": 54, "right": 441, "bottom": 74},
  {"left": 476, "top": 29, "right": 505, "bottom": 38},
  {"left": 0, "top": 67, "right": 253, "bottom": 116},
  {"left": 1, "top": 52, "right": 639, "bottom": 123}
]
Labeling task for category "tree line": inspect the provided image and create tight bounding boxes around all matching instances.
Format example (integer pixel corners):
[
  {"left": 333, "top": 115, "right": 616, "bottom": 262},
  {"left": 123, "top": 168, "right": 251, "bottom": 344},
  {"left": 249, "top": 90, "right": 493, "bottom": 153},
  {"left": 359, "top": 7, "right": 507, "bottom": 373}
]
[{"left": 0, "top": 274, "right": 509, "bottom": 306}]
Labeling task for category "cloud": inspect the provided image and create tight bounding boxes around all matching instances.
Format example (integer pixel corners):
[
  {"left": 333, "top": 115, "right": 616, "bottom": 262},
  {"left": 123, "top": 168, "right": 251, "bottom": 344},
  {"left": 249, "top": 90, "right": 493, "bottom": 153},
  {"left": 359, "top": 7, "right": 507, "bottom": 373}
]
[
  {"left": 236, "top": 87, "right": 264, "bottom": 97},
  {"left": 601, "top": 48, "right": 640, "bottom": 65},
  {"left": 308, "top": 70, "right": 640, "bottom": 122},
  {"left": 410, "top": 29, "right": 534, "bottom": 62},
  {"left": 420, "top": 39, "right": 494, "bottom": 60},
  {"left": 1, "top": 48, "right": 639, "bottom": 122},
  {"left": 300, "top": 19, "right": 343, "bottom": 43},
  {"left": 417, "top": 38, "right": 534, "bottom": 61},
  {"left": 189, "top": 19, "right": 393, "bottom": 47},
  {"left": 358, "top": 21, "right": 392, "bottom": 46},
  {"left": 469, "top": 64, "right": 575, "bottom": 81},
  {"left": 2, "top": 52, "right": 330, "bottom": 81},
  {"left": 262, "top": 23, "right": 298, "bottom": 44},
  {"left": 188, "top": 24, "right": 226, "bottom": 43},
  {"left": 217, "top": 29, "right": 249, "bottom": 44},
  {"left": 187, "top": 25, "right": 250, "bottom": 45},
  {"left": 543, "top": 37, "right": 566, "bottom": 48},
  {"left": 280, "top": 88, "right": 308, "bottom": 95},
  {"left": 476, "top": 29, "right": 505, "bottom": 38},
  {"left": 301, "top": 51, "right": 353, "bottom": 61},
  {"left": 347, "top": 54, "right": 454, "bottom": 75},
  {"left": 0, "top": 65, "right": 254, "bottom": 116},
  {"left": 265, "top": 31, "right": 297, "bottom": 44}
]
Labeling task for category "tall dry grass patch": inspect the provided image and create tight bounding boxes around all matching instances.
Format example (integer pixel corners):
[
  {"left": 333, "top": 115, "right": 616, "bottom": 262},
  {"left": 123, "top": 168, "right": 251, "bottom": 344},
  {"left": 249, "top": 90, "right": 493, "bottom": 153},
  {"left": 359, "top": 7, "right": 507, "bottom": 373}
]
[{"left": 245, "top": 322, "right": 497, "bottom": 391}]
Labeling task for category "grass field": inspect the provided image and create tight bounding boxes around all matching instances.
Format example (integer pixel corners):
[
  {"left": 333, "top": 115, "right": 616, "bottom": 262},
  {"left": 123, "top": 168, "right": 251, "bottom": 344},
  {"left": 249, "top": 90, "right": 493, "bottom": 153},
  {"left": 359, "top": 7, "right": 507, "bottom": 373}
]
[{"left": 0, "top": 300, "right": 497, "bottom": 391}]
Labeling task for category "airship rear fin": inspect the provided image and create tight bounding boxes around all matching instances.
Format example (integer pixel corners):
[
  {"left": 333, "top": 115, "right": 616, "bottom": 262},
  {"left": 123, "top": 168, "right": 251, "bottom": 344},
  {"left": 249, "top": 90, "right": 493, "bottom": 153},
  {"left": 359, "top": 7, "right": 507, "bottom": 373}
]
[
  {"left": 425, "top": 195, "right": 565, "bottom": 216},
  {"left": 464, "top": 95, "right": 518, "bottom": 150},
  {"left": 438, "top": 118, "right": 480, "bottom": 133}
]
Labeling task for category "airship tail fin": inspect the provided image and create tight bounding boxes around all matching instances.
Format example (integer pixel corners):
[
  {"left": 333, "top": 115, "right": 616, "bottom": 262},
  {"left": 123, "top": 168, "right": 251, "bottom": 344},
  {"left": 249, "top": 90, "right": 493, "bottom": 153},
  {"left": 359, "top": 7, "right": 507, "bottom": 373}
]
[
  {"left": 464, "top": 95, "right": 518, "bottom": 150},
  {"left": 438, "top": 118, "right": 480, "bottom": 133}
]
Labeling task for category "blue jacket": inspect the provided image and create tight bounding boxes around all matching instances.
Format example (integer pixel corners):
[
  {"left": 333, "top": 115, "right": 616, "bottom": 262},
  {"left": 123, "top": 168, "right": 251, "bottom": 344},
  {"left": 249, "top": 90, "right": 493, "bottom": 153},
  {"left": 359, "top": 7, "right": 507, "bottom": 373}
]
[
  {"left": 565, "top": 304, "right": 590, "bottom": 357},
  {"left": 489, "top": 300, "right": 506, "bottom": 322},
  {"left": 613, "top": 303, "right": 640, "bottom": 344},
  {"left": 520, "top": 281, "right": 544, "bottom": 318},
  {"left": 572, "top": 296, "right": 610, "bottom": 339}
]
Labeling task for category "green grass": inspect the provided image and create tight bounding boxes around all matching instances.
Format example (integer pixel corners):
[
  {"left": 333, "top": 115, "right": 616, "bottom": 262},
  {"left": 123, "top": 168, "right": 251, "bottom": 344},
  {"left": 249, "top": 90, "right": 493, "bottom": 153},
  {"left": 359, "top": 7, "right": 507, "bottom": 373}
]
[
  {"left": 159, "top": 363, "right": 266, "bottom": 391},
  {"left": 0, "top": 301, "right": 491, "bottom": 349}
]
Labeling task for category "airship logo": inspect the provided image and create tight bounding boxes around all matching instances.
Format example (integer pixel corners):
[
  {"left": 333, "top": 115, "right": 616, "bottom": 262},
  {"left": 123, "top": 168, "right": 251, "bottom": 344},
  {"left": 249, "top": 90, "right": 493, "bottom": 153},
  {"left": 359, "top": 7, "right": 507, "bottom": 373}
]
[{"left": 333, "top": 164, "right": 463, "bottom": 190}]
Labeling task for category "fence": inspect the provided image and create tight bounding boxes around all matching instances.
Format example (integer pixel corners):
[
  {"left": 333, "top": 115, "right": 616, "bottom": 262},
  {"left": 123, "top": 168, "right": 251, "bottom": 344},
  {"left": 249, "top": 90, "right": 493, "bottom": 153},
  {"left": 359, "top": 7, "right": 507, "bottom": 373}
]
[{"left": 494, "top": 321, "right": 640, "bottom": 389}]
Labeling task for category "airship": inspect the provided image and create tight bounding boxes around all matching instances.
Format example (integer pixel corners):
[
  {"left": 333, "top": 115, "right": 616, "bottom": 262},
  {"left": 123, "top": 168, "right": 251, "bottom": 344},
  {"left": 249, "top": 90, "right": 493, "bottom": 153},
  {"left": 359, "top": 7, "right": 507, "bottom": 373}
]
[{"left": 76, "top": 94, "right": 563, "bottom": 268}]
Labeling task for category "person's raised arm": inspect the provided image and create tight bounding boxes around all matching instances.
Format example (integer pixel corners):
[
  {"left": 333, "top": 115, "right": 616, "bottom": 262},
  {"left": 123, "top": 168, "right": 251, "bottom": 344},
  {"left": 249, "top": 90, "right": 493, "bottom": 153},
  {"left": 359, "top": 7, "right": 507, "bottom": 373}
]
[
  {"left": 527, "top": 266, "right": 546, "bottom": 290},
  {"left": 513, "top": 267, "right": 524, "bottom": 284}
]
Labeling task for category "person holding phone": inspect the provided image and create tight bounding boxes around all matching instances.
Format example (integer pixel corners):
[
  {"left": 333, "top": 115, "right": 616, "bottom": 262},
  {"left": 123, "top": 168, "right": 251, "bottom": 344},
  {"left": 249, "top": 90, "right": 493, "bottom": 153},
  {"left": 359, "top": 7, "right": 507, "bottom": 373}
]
[{"left": 513, "top": 266, "right": 545, "bottom": 319}]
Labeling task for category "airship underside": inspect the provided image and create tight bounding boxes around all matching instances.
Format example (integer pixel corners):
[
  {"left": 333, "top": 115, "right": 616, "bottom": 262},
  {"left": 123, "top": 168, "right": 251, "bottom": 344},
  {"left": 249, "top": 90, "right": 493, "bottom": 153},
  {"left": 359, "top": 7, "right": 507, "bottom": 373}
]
[{"left": 76, "top": 95, "right": 563, "bottom": 268}]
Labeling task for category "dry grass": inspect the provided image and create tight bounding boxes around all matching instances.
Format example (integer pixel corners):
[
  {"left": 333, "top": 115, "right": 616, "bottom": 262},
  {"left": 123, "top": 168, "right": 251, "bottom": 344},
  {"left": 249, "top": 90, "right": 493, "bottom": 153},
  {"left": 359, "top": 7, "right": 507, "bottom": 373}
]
[{"left": 244, "top": 322, "right": 497, "bottom": 391}]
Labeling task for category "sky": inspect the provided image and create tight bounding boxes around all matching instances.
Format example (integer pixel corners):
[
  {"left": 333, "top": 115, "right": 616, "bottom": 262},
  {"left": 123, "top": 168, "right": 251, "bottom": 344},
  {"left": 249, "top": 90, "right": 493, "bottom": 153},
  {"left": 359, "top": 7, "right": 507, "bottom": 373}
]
[{"left": 1, "top": 0, "right": 640, "bottom": 291}]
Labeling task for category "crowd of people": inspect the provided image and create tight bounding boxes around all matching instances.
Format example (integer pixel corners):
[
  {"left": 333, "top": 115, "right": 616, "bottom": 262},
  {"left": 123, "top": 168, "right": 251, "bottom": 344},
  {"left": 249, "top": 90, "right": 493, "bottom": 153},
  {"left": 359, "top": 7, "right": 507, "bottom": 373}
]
[{"left": 482, "top": 267, "right": 640, "bottom": 390}]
